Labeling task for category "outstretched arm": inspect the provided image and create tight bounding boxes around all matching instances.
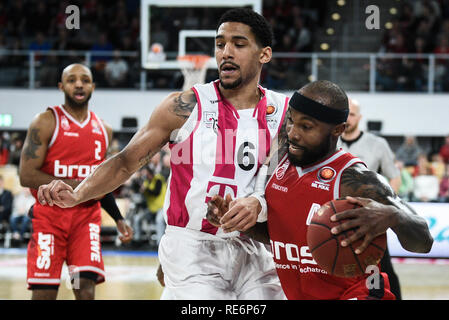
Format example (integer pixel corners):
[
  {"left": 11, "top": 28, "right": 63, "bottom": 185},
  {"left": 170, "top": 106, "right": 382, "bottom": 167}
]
[
  {"left": 37, "top": 90, "right": 197, "bottom": 207},
  {"left": 333, "top": 164, "right": 433, "bottom": 254}
]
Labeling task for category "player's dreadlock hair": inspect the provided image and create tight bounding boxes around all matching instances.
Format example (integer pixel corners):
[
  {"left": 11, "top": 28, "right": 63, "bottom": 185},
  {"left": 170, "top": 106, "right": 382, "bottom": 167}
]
[{"left": 217, "top": 8, "right": 273, "bottom": 48}]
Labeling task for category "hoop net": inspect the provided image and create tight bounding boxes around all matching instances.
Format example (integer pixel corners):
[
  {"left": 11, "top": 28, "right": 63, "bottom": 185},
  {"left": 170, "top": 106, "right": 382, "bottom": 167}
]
[{"left": 177, "top": 54, "right": 211, "bottom": 90}]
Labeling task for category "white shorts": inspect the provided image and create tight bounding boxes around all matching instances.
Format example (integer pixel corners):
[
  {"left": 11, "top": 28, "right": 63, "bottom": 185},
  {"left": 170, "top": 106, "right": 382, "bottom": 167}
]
[{"left": 158, "top": 225, "right": 285, "bottom": 300}]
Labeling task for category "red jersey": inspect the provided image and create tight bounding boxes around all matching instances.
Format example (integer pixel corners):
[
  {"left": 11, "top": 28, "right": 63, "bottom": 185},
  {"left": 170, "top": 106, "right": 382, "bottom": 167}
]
[
  {"left": 31, "top": 105, "right": 109, "bottom": 209},
  {"left": 266, "top": 149, "right": 394, "bottom": 300}
]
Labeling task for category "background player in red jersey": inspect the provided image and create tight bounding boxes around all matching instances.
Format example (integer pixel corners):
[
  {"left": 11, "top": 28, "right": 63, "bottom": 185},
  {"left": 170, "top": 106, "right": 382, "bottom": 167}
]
[
  {"left": 19, "top": 63, "right": 133, "bottom": 300},
  {"left": 207, "top": 80, "right": 433, "bottom": 300}
]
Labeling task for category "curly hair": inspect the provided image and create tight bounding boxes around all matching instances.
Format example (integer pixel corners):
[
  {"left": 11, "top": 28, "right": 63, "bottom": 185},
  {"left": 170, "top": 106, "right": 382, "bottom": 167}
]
[{"left": 216, "top": 8, "right": 273, "bottom": 48}]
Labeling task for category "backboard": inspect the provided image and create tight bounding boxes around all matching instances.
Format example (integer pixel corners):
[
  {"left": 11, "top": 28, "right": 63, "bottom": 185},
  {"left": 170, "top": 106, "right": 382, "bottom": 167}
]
[{"left": 140, "top": 0, "right": 262, "bottom": 70}]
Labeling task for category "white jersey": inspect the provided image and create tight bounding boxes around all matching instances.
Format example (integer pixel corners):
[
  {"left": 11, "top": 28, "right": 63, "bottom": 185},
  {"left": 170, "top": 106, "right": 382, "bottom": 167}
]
[{"left": 163, "top": 80, "right": 288, "bottom": 238}]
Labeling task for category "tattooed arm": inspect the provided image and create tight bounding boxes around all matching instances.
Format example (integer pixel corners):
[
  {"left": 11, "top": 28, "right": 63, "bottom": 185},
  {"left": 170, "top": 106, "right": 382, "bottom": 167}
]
[
  {"left": 332, "top": 163, "right": 433, "bottom": 254},
  {"left": 37, "top": 90, "right": 197, "bottom": 207},
  {"left": 19, "top": 110, "right": 80, "bottom": 190}
]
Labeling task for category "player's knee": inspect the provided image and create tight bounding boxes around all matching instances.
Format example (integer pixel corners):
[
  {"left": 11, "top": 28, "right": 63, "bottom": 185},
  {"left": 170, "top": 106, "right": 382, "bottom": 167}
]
[
  {"left": 31, "top": 288, "right": 58, "bottom": 300},
  {"left": 73, "top": 277, "right": 96, "bottom": 300}
]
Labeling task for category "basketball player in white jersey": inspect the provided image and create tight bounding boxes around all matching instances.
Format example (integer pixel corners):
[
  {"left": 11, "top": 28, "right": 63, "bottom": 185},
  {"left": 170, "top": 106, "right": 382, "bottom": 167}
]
[{"left": 37, "top": 8, "right": 288, "bottom": 299}]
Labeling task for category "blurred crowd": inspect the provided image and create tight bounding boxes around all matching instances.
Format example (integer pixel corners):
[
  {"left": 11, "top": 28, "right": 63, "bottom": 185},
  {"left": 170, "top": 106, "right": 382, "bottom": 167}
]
[
  {"left": 0, "top": 0, "right": 321, "bottom": 89},
  {"left": 395, "top": 135, "right": 449, "bottom": 203},
  {"left": 378, "top": 0, "right": 449, "bottom": 91},
  {"left": 0, "top": 0, "right": 140, "bottom": 88}
]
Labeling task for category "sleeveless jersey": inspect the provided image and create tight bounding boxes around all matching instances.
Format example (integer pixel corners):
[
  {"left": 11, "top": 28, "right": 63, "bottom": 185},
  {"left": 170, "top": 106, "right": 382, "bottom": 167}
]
[
  {"left": 31, "top": 105, "right": 109, "bottom": 210},
  {"left": 266, "top": 149, "right": 373, "bottom": 299},
  {"left": 163, "top": 80, "right": 288, "bottom": 238}
]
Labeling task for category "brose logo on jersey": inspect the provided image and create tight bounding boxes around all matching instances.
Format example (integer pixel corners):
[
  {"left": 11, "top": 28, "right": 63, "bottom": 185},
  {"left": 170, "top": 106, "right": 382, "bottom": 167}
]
[{"left": 54, "top": 160, "right": 98, "bottom": 178}]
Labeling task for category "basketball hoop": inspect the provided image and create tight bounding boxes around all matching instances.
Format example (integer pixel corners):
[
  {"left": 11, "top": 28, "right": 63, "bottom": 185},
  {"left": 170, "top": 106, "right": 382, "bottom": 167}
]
[{"left": 177, "top": 54, "right": 211, "bottom": 90}]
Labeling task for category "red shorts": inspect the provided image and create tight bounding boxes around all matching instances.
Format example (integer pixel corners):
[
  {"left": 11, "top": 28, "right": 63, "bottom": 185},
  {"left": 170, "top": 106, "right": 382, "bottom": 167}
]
[
  {"left": 340, "top": 272, "right": 396, "bottom": 300},
  {"left": 27, "top": 201, "right": 105, "bottom": 289}
]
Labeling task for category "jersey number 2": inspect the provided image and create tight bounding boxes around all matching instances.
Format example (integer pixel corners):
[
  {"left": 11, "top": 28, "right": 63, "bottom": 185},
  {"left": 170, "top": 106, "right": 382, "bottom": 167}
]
[{"left": 94, "top": 140, "right": 101, "bottom": 160}]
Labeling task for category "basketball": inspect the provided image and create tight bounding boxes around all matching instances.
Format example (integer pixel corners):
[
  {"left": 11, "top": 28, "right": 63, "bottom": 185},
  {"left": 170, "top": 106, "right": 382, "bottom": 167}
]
[{"left": 307, "top": 199, "right": 387, "bottom": 278}]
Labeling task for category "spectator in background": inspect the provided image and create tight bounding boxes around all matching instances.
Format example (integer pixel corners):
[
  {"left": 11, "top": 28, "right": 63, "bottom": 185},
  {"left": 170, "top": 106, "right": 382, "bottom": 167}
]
[
  {"left": 143, "top": 163, "right": 167, "bottom": 245},
  {"left": 119, "top": 35, "right": 137, "bottom": 52},
  {"left": 430, "top": 153, "right": 446, "bottom": 180},
  {"left": 141, "top": 166, "right": 166, "bottom": 223},
  {"left": 412, "top": 159, "right": 440, "bottom": 202},
  {"left": 183, "top": 8, "right": 200, "bottom": 29},
  {"left": 265, "top": 58, "right": 288, "bottom": 90},
  {"left": 105, "top": 50, "right": 129, "bottom": 87},
  {"left": 9, "top": 187, "right": 34, "bottom": 242},
  {"left": 108, "top": 138, "right": 121, "bottom": 158},
  {"left": 396, "top": 160, "right": 414, "bottom": 201},
  {"left": 438, "top": 165, "right": 449, "bottom": 202},
  {"left": 0, "top": 175, "right": 13, "bottom": 231},
  {"left": 439, "top": 20, "right": 449, "bottom": 41},
  {"left": 90, "top": 33, "right": 114, "bottom": 86},
  {"left": 28, "top": 32, "right": 52, "bottom": 62},
  {"left": 396, "top": 56, "right": 426, "bottom": 91},
  {"left": 53, "top": 29, "right": 71, "bottom": 51},
  {"left": 73, "top": 21, "right": 98, "bottom": 50},
  {"left": 414, "top": 153, "right": 434, "bottom": 176},
  {"left": 396, "top": 136, "right": 423, "bottom": 167},
  {"left": 91, "top": 33, "right": 114, "bottom": 61},
  {"left": 0, "top": 134, "right": 9, "bottom": 165},
  {"left": 439, "top": 135, "right": 449, "bottom": 164},
  {"left": 291, "top": 16, "right": 311, "bottom": 52},
  {"left": 151, "top": 22, "right": 169, "bottom": 51},
  {"left": 130, "top": 166, "right": 166, "bottom": 244},
  {"left": 433, "top": 37, "right": 449, "bottom": 91},
  {"left": 8, "top": 134, "right": 23, "bottom": 167}
]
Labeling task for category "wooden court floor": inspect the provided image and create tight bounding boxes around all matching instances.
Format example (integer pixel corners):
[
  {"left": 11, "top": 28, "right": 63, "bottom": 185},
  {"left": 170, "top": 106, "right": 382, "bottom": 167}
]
[{"left": 0, "top": 248, "right": 448, "bottom": 300}]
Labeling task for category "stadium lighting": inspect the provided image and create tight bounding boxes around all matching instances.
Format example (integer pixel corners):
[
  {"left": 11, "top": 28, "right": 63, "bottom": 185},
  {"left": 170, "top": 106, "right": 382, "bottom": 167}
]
[
  {"left": 320, "top": 43, "right": 330, "bottom": 51},
  {"left": 331, "top": 13, "right": 341, "bottom": 20}
]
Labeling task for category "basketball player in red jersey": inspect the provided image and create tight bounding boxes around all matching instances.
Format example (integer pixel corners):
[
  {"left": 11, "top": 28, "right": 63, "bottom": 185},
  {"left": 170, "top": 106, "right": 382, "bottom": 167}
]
[
  {"left": 19, "top": 64, "right": 133, "bottom": 300},
  {"left": 207, "top": 80, "right": 433, "bottom": 300}
]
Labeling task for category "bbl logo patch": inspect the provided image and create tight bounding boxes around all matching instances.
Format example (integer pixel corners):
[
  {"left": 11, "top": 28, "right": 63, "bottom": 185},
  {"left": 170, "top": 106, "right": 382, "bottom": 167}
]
[{"left": 317, "top": 167, "right": 336, "bottom": 183}]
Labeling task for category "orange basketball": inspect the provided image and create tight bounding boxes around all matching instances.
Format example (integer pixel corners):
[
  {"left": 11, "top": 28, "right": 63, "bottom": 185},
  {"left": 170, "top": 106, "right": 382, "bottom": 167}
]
[{"left": 307, "top": 199, "right": 387, "bottom": 278}]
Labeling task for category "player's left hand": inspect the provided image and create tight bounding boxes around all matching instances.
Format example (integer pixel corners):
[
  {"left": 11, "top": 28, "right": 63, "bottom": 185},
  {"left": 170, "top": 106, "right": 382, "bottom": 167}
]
[
  {"left": 220, "top": 196, "right": 262, "bottom": 233},
  {"left": 116, "top": 219, "right": 133, "bottom": 243},
  {"left": 329, "top": 196, "right": 398, "bottom": 254}
]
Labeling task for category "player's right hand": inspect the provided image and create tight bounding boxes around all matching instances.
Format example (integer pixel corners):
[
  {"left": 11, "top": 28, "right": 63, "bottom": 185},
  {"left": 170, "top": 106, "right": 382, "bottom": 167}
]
[
  {"left": 206, "top": 194, "right": 233, "bottom": 227},
  {"left": 37, "top": 180, "right": 79, "bottom": 208}
]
